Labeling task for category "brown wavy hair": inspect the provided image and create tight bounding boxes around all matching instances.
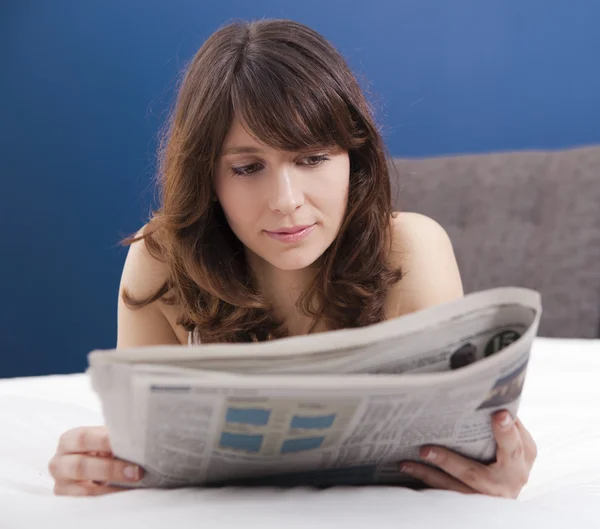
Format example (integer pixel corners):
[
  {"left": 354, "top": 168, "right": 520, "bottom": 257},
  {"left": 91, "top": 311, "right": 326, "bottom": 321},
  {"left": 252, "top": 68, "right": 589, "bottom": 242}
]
[{"left": 121, "top": 18, "right": 403, "bottom": 343}]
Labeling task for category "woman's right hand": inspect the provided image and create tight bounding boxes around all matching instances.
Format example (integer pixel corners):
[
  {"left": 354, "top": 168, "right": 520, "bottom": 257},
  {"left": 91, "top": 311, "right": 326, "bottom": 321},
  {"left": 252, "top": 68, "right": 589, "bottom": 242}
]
[{"left": 49, "top": 426, "right": 143, "bottom": 496}]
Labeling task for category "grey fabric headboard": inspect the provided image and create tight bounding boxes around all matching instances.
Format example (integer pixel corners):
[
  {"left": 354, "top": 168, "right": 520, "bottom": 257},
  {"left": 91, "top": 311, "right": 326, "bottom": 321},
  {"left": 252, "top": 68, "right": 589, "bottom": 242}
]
[{"left": 390, "top": 145, "right": 600, "bottom": 338}]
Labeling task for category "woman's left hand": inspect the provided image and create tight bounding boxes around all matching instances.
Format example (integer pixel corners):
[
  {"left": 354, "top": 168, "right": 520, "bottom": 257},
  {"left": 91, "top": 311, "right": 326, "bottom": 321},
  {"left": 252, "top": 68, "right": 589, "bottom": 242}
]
[{"left": 399, "top": 410, "right": 537, "bottom": 498}]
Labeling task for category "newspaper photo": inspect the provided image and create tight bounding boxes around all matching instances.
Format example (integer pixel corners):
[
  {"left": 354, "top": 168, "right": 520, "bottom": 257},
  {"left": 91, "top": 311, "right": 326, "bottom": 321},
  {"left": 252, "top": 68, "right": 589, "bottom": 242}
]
[{"left": 87, "top": 286, "right": 542, "bottom": 488}]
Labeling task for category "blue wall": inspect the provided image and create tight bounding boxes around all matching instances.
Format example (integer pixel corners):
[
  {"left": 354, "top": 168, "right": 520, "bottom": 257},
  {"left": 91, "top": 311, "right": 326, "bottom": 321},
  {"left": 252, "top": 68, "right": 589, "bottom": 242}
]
[{"left": 2, "top": 1, "right": 599, "bottom": 378}]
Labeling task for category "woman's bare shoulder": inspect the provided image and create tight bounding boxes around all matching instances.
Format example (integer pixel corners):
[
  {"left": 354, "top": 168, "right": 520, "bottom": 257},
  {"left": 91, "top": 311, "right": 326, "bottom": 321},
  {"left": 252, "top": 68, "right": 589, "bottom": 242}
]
[
  {"left": 385, "top": 212, "right": 464, "bottom": 318},
  {"left": 119, "top": 225, "right": 171, "bottom": 301},
  {"left": 117, "top": 225, "right": 189, "bottom": 347}
]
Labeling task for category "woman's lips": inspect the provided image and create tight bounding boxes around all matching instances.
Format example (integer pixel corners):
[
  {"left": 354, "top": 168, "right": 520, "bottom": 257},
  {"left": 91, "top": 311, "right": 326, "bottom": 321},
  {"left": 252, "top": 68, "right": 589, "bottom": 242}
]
[{"left": 265, "top": 224, "right": 316, "bottom": 243}]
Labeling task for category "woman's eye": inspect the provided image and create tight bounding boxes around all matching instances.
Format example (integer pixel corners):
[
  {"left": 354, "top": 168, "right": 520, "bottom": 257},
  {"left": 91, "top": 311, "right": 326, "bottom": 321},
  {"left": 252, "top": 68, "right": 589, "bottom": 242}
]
[
  {"left": 230, "top": 155, "right": 329, "bottom": 176},
  {"left": 300, "top": 154, "right": 330, "bottom": 167},
  {"left": 231, "top": 163, "right": 262, "bottom": 176}
]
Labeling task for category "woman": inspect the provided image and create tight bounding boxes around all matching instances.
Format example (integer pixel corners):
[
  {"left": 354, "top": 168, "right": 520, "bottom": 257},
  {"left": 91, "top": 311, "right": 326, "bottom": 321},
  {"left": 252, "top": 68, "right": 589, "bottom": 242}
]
[{"left": 49, "top": 18, "right": 536, "bottom": 497}]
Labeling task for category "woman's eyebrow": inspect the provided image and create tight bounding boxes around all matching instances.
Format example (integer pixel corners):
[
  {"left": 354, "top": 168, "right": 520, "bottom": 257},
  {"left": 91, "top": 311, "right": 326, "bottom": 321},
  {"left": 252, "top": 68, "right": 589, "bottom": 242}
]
[{"left": 221, "top": 146, "right": 264, "bottom": 156}]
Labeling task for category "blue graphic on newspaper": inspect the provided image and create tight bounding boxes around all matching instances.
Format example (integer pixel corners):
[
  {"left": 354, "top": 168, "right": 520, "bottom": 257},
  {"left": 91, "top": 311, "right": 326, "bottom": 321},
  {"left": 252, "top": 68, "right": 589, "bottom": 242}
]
[{"left": 216, "top": 398, "right": 359, "bottom": 457}]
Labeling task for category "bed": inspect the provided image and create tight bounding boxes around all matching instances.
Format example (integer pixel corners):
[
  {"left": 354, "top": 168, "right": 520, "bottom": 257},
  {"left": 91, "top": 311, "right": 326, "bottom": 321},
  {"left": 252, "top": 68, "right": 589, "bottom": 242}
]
[{"left": 1, "top": 336, "right": 598, "bottom": 529}]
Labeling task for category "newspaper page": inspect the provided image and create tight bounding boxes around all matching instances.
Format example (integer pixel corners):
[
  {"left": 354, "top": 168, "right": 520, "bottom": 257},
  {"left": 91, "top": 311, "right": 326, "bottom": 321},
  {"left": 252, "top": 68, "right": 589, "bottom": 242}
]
[{"left": 87, "top": 287, "right": 541, "bottom": 488}]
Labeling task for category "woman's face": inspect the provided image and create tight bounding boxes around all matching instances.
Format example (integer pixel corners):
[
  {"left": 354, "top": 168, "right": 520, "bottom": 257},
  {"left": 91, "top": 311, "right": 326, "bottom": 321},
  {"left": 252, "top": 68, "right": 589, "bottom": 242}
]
[{"left": 214, "top": 118, "right": 350, "bottom": 271}]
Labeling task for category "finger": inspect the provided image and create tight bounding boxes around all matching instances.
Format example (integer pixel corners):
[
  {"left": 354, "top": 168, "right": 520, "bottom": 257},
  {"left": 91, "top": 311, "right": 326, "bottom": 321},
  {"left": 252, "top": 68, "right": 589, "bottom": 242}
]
[
  {"left": 399, "top": 462, "right": 476, "bottom": 494},
  {"left": 53, "top": 480, "right": 125, "bottom": 497},
  {"left": 57, "top": 426, "right": 112, "bottom": 455},
  {"left": 514, "top": 418, "right": 538, "bottom": 465},
  {"left": 48, "top": 454, "right": 142, "bottom": 483},
  {"left": 418, "top": 446, "right": 506, "bottom": 496},
  {"left": 492, "top": 411, "right": 526, "bottom": 467}
]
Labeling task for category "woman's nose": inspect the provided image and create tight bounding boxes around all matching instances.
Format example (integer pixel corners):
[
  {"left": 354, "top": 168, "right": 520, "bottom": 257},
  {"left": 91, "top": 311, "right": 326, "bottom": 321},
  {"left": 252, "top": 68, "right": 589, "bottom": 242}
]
[{"left": 268, "top": 166, "right": 304, "bottom": 215}]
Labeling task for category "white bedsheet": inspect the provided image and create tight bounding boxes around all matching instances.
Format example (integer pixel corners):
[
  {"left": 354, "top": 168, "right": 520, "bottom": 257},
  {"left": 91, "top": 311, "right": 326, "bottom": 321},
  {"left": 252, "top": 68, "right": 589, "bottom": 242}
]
[{"left": 1, "top": 337, "right": 599, "bottom": 529}]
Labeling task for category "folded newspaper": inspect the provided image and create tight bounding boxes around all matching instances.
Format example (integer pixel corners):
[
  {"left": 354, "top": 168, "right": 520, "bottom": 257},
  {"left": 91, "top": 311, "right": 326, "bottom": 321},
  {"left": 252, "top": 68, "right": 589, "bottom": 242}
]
[{"left": 88, "top": 287, "right": 542, "bottom": 489}]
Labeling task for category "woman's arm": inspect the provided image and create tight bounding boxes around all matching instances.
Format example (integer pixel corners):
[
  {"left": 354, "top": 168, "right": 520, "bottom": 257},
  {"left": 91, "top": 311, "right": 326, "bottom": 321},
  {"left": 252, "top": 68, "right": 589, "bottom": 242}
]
[
  {"left": 50, "top": 228, "right": 182, "bottom": 496},
  {"left": 385, "top": 212, "right": 537, "bottom": 498}
]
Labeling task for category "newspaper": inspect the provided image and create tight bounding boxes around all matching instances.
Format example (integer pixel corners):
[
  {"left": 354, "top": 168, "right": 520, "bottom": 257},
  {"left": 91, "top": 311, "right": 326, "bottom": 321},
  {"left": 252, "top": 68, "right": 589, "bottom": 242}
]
[{"left": 87, "top": 286, "right": 542, "bottom": 488}]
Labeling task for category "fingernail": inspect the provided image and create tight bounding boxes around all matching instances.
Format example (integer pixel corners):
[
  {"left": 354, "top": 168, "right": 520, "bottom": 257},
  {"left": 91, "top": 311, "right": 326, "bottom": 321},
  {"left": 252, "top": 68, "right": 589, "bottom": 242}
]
[
  {"left": 123, "top": 465, "right": 140, "bottom": 481},
  {"left": 399, "top": 464, "right": 413, "bottom": 474},
  {"left": 499, "top": 412, "right": 513, "bottom": 429},
  {"left": 421, "top": 448, "right": 437, "bottom": 461}
]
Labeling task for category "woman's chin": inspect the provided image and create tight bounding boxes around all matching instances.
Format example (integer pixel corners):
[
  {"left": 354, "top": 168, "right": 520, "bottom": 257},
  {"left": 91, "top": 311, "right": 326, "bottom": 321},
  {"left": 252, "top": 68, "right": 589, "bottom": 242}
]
[{"left": 266, "top": 248, "right": 324, "bottom": 271}]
